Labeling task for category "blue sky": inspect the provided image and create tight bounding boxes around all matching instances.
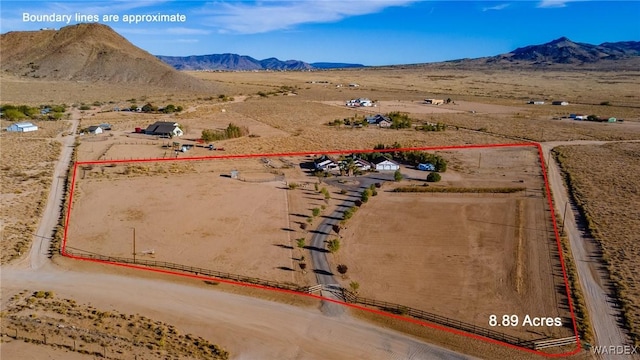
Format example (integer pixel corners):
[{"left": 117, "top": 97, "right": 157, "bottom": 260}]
[{"left": 1, "top": 1, "right": 639, "bottom": 66}]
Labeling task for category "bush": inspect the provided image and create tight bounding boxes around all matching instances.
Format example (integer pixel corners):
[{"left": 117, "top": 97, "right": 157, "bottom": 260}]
[
  {"left": 426, "top": 172, "right": 441, "bottom": 182},
  {"left": 394, "top": 170, "right": 403, "bottom": 182}
]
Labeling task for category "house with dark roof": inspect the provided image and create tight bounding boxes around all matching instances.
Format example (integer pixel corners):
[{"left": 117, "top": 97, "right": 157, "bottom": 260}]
[
  {"left": 145, "top": 121, "right": 183, "bottom": 138},
  {"left": 365, "top": 114, "right": 392, "bottom": 127},
  {"left": 314, "top": 155, "right": 338, "bottom": 171},
  {"left": 86, "top": 125, "right": 103, "bottom": 135}
]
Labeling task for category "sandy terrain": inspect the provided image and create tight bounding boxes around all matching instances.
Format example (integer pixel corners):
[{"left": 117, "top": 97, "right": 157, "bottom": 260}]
[
  {"left": 327, "top": 146, "right": 573, "bottom": 340},
  {"left": 68, "top": 169, "right": 295, "bottom": 283}
]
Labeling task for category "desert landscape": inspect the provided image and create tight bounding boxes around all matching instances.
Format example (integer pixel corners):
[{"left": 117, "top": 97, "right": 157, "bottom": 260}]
[{"left": 2, "top": 19, "right": 640, "bottom": 360}]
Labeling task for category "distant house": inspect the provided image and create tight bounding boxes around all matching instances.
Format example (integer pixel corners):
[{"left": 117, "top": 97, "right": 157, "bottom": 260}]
[
  {"left": 314, "top": 155, "right": 338, "bottom": 171},
  {"left": 552, "top": 101, "right": 569, "bottom": 106},
  {"left": 607, "top": 117, "right": 617, "bottom": 123},
  {"left": 424, "top": 99, "right": 444, "bottom": 105},
  {"left": 145, "top": 121, "right": 183, "bottom": 138},
  {"left": 365, "top": 114, "right": 391, "bottom": 127},
  {"left": 86, "top": 126, "right": 103, "bottom": 135},
  {"left": 6, "top": 122, "right": 38, "bottom": 132},
  {"left": 352, "top": 158, "right": 373, "bottom": 171},
  {"left": 417, "top": 163, "right": 435, "bottom": 171},
  {"left": 527, "top": 100, "right": 545, "bottom": 105},
  {"left": 348, "top": 83, "right": 360, "bottom": 87},
  {"left": 346, "top": 98, "right": 373, "bottom": 107},
  {"left": 372, "top": 157, "right": 400, "bottom": 171}
]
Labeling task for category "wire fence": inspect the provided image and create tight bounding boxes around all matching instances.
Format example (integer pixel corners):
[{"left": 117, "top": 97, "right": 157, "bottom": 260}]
[{"left": 64, "top": 249, "right": 547, "bottom": 349}]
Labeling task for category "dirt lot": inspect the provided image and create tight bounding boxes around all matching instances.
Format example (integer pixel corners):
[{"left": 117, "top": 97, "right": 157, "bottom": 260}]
[
  {"left": 554, "top": 142, "right": 640, "bottom": 344},
  {"left": 331, "top": 147, "right": 573, "bottom": 340},
  {"left": 66, "top": 157, "right": 342, "bottom": 287}
]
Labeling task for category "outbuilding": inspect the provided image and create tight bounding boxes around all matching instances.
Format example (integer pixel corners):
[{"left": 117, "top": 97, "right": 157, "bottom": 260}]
[
  {"left": 372, "top": 157, "right": 400, "bottom": 171},
  {"left": 6, "top": 122, "right": 38, "bottom": 132}
]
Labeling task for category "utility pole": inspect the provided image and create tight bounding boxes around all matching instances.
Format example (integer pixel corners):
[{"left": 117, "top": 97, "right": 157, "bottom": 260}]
[
  {"left": 478, "top": 152, "right": 482, "bottom": 169},
  {"left": 132, "top": 227, "right": 136, "bottom": 263}
]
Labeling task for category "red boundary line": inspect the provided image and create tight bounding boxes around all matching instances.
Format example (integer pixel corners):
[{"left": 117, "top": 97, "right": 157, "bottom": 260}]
[{"left": 61, "top": 142, "right": 582, "bottom": 357}]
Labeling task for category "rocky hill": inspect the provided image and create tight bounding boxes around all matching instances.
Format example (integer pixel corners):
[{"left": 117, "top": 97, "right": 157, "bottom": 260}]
[
  {"left": 437, "top": 37, "right": 640, "bottom": 70},
  {"left": 500, "top": 37, "right": 640, "bottom": 64},
  {"left": 0, "top": 23, "right": 214, "bottom": 91},
  {"left": 157, "top": 53, "right": 364, "bottom": 71}
]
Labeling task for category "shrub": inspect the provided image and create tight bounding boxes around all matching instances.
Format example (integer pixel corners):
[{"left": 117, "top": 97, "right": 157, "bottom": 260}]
[
  {"left": 312, "top": 208, "right": 320, "bottom": 217},
  {"left": 394, "top": 170, "right": 403, "bottom": 182},
  {"left": 327, "top": 239, "right": 340, "bottom": 253},
  {"left": 426, "top": 172, "right": 441, "bottom": 182},
  {"left": 337, "top": 264, "right": 348, "bottom": 276}
]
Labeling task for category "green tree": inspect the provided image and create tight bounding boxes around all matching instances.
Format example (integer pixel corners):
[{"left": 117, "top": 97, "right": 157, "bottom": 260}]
[
  {"left": 312, "top": 208, "right": 320, "bottom": 217},
  {"left": 394, "top": 169, "right": 403, "bottom": 182},
  {"left": 426, "top": 172, "right": 441, "bottom": 182},
  {"left": 361, "top": 189, "right": 371, "bottom": 203}
]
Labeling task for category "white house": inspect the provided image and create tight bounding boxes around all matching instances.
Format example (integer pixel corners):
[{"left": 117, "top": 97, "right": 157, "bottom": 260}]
[
  {"left": 314, "top": 155, "right": 338, "bottom": 171},
  {"left": 372, "top": 157, "right": 400, "bottom": 171},
  {"left": 145, "top": 121, "right": 183, "bottom": 138},
  {"left": 86, "top": 125, "right": 103, "bottom": 135},
  {"left": 6, "top": 122, "right": 38, "bottom": 132}
]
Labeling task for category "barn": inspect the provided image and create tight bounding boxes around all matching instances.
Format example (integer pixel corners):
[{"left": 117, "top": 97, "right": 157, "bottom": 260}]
[{"left": 6, "top": 122, "right": 38, "bottom": 132}]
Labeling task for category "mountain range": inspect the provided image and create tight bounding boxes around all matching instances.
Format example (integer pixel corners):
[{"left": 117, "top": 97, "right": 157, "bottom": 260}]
[
  {"left": 440, "top": 37, "right": 640, "bottom": 70},
  {"left": 1, "top": 23, "right": 638, "bottom": 89},
  {"left": 156, "top": 54, "right": 365, "bottom": 71}
]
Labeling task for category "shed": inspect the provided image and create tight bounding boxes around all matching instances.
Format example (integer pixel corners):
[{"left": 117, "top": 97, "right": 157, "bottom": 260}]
[
  {"left": 6, "top": 122, "right": 38, "bottom": 132},
  {"left": 607, "top": 117, "right": 617, "bottom": 123},
  {"left": 230, "top": 170, "right": 239, "bottom": 179},
  {"left": 552, "top": 101, "right": 569, "bottom": 106}
]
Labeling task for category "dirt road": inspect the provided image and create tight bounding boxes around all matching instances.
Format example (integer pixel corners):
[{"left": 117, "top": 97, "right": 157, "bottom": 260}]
[{"left": 541, "top": 140, "right": 636, "bottom": 359}]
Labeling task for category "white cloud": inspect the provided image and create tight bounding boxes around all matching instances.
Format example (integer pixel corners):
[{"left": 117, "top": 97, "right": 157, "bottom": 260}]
[
  {"left": 166, "top": 27, "right": 211, "bottom": 35},
  {"left": 537, "top": 0, "right": 579, "bottom": 8},
  {"left": 482, "top": 3, "right": 510, "bottom": 11},
  {"left": 201, "top": 0, "right": 418, "bottom": 34}
]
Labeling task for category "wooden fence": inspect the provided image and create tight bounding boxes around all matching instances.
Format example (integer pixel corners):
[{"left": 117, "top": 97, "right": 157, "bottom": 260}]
[{"left": 64, "top": 249, "right": 550, "bottom": 350}]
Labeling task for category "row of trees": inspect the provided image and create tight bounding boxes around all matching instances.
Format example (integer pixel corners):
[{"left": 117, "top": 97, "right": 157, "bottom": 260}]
[
  {"left": 201, "top": 123, "right": 250, "bottom": 142},
  {"left": 1, "top": 104, "right": 67, "bottom": 121}
]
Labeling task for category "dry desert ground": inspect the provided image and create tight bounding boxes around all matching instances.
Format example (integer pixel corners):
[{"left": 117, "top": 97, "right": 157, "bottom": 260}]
[{"left": 3, "top": 67, "right": 640, "bottom": 359}]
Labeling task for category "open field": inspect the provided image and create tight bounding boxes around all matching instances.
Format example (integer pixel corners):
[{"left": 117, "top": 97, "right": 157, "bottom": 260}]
[
  {"left": 0, "top": 120, "right": 68, "bottom": 263},
  {"left": 67, "top": 157, "right": 344, "bottom": 287},
  {"left": 331, "top": 147, "right": 573, "bottom": 340},
  {"left": 553, "top": 142, "right": 640, "bottom": 344}
]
